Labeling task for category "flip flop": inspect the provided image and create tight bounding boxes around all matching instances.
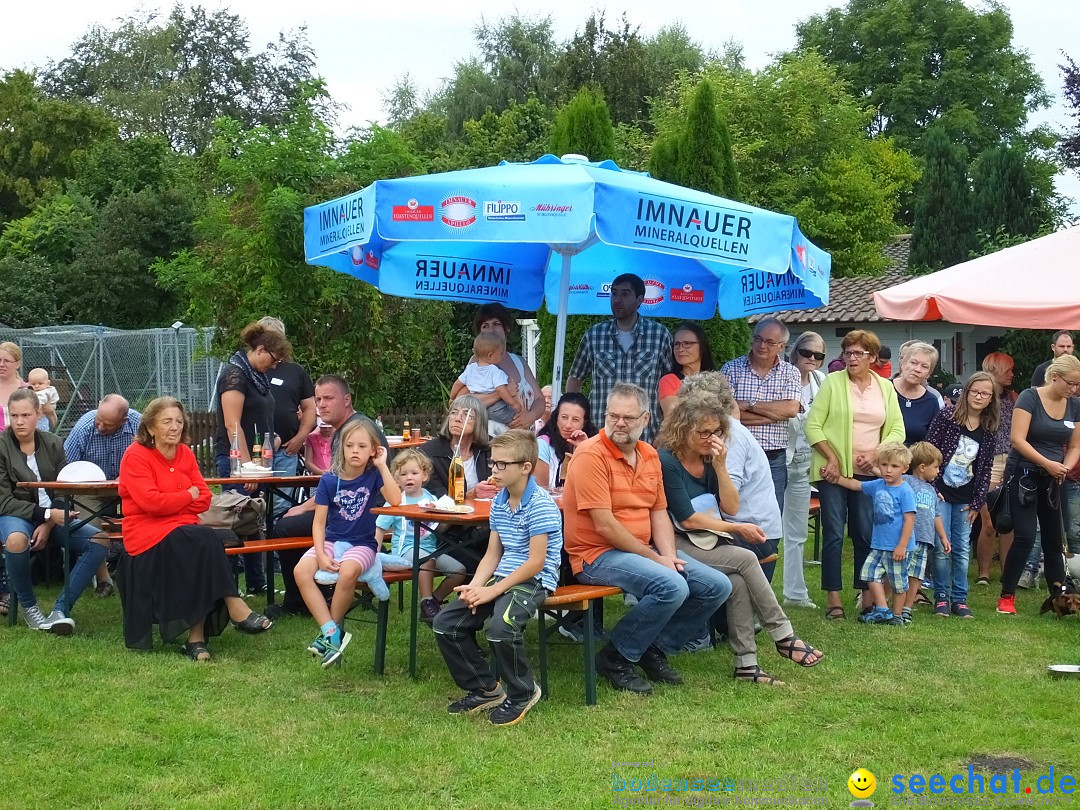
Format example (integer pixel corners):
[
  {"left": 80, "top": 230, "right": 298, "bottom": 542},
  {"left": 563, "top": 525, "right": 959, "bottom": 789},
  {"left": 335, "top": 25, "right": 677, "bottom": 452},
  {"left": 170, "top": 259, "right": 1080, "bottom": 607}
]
[{"left": 775, "top": 635, "right": 824, "bottom": 667}]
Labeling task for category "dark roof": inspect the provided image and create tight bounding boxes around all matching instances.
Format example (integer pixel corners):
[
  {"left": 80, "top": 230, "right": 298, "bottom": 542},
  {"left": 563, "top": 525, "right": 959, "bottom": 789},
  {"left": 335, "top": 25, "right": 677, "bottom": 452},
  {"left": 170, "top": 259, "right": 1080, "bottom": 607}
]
[{"left": 752, "top": 234, "right": 912, "bottom": 324}]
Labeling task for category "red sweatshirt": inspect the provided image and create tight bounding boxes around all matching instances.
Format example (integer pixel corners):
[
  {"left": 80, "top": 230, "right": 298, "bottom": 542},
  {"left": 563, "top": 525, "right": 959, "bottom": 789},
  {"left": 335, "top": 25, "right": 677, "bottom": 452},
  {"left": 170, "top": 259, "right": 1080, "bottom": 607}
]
[{"left": 118, "top": 442, "right": 212, "bottom": 555}]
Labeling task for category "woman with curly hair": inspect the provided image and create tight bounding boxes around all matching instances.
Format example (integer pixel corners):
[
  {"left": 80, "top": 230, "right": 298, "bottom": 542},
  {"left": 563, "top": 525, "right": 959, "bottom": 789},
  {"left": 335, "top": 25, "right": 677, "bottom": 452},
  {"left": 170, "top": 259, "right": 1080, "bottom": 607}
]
[{"left": 657, "top": 375, "right": 823, "bottom": 685}]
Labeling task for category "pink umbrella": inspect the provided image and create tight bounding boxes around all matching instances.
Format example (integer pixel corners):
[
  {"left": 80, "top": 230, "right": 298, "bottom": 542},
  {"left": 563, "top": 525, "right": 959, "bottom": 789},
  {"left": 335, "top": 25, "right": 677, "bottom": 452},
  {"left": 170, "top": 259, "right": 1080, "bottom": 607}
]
[{"left": 874, "top": 226, "right": 1080, "bottom": 328}]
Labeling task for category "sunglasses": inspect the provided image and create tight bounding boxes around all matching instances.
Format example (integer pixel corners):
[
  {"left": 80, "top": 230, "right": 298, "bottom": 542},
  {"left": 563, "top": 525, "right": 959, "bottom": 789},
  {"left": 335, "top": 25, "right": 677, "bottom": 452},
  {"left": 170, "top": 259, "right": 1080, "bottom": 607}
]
[{"left": 798, "top": 348, "right": 826, "bottom": 361}]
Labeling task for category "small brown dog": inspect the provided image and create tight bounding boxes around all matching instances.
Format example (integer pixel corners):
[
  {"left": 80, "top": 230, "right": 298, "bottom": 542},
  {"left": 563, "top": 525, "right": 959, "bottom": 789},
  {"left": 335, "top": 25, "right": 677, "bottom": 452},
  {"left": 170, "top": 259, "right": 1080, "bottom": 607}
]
[{"left": 1040, "top": 582, "right": 1080, "bottom": 618}]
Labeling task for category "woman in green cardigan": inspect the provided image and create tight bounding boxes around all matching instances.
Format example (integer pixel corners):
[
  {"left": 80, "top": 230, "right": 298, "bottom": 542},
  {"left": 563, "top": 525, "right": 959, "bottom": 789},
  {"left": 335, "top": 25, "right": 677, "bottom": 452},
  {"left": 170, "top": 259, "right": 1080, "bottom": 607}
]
[{"left": 805, "top": 330, "right": 906, "bottom": 620}]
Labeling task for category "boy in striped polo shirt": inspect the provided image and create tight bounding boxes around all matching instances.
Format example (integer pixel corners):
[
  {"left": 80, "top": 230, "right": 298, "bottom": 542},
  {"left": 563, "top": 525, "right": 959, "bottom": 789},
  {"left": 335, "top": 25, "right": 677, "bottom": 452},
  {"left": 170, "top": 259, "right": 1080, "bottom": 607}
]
[{"left": 433, "top": 429, "right": 563, "bottom": 726}]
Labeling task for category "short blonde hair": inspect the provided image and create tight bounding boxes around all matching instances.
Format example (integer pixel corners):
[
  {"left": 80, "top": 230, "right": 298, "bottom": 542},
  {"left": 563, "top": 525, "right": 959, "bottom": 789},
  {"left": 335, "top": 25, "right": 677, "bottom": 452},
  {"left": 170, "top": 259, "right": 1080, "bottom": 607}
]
[
  {"left": 0, "top": 341, "right": 21, "bottom": 363},
  {"left": 1046, "top": 354, "right": 1080, "bottom": 384},
  {"left": 390, "top": 448, "right": 432, "bottom": 478},
  {"left": 899, "top": 340, "right": 939, "bottom": 370},
  {"left": 908, "top": 441, "right": 943, "bottom": 470},
  {"left": 473, "top": 331, "right": 506, "bottom": 358},
  {"left": 876, "top": 440, "right": 912, "bottom": 468},
  {"left": 490, "top": 429, "right": 539, "bottom": 468}
]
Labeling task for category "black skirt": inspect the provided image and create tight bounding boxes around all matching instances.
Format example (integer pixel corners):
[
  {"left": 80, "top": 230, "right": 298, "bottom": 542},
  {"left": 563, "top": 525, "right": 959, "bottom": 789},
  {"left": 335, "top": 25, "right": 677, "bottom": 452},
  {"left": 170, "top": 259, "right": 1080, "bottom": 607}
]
[{"left": 118, "top": 524, "right": 240, "bottom": 650}]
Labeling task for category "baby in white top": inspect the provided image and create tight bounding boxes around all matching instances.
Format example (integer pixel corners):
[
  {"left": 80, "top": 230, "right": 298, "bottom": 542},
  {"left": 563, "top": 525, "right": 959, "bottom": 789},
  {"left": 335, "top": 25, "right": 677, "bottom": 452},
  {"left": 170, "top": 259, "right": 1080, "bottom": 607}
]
[{"left": 450, "top": 332, "right": 522, "bottom": 426}]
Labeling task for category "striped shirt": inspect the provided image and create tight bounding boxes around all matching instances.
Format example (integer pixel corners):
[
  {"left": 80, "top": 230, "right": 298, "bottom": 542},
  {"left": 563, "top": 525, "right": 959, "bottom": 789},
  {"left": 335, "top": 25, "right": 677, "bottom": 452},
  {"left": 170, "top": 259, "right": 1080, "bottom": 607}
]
[
  {"left": 63, "top": 409, "right": 142, "bottom": 479},
  {"left": 562, "top": 431, "right": 667, "bottom": 574},
  {"left": 720, "top": 354, "right": 801, "bottom": 451},
  {"left": 568, "top": 316, "right": 672, "bottom": 444},
  {"left": 490, "top": 477, "right": 564, "bottom": 592}
]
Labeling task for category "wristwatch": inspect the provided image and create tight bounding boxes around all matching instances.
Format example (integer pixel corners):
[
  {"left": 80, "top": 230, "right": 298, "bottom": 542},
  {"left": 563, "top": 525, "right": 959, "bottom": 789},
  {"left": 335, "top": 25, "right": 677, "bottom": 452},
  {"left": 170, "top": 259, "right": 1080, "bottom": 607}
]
[
  {"left": 747, "top": 401, "right": 756, "bottom": 414},
  {"left": 44, "top": 508, "right": 52, "bottom": 521}
]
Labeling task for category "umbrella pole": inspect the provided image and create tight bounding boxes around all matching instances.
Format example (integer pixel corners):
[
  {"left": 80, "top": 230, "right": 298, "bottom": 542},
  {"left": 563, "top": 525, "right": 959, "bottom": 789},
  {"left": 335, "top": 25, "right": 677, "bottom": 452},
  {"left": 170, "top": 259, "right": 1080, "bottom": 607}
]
[{"left": 550, "top": 252, "right": 573, "bottom": 403}]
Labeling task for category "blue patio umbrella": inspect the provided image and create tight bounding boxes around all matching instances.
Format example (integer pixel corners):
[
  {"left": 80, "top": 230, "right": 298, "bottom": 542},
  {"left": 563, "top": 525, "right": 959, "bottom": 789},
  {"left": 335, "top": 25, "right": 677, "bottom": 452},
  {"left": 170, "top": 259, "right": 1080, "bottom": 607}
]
[{"left": 303, "top": 154, "right": 830, "bottom": 396}]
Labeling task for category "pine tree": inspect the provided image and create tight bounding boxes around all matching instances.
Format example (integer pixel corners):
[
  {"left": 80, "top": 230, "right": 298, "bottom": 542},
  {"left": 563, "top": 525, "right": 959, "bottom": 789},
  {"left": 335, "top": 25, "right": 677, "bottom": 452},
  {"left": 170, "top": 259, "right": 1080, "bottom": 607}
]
[
  {"left": 910, "top": 126, "right": 975, "bottom": 272},
  {"left": 548, "top": 88, "right": 617, "bottom": 161},
  {"left": 970, "top": 145, "right": 1041, "bottom": 240}
]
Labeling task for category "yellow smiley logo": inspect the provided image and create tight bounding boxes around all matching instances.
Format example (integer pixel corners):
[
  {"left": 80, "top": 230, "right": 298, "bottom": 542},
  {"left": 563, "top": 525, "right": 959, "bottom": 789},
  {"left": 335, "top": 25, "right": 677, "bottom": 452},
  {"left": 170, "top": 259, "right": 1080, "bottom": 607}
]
[{"left": 847, "top": 768, "right": 877, "bottom": 798}]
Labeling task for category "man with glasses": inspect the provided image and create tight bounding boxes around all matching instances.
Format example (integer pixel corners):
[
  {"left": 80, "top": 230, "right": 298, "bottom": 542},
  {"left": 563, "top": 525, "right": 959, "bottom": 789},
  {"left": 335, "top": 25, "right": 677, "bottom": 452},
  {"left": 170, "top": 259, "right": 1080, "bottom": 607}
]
[
  {"left": 563, "top": 384, "right": 731, "bottom": 695},
  {"left": 567, "top": 273, "right": 672, "bottom": 444},
  {"left": 1030, "top": 330, "right": 1074, "bottom": 388},
  {"left": 721, "top": 317, "right": 801, "bottom": 512}
]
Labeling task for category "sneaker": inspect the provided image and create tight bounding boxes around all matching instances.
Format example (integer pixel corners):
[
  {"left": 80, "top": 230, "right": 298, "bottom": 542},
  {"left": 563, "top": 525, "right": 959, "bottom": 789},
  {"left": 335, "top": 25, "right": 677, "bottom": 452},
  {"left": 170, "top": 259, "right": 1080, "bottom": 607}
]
[
  {"left": 623, "top": 593, "right": 639, "bottom": 607},
  {"left": 1017, "top": 569, "right": 1038, "bottom": 590},
  {"left": 933, "top": 600, "right": 950, "bottom": 617},
  {"left": 900, "top": 608, "right": 913, "bottom": 625},
  {"left": 975, "top": 576, "right": 990, "bottom": 587},
  {"left": 447, "top": 685, "right": 506, "bottom": 715},
  {"left": 996, "top": 595, "right": 1017, "bottom": 615},
  {"left": 489, "top": 682, "right": 543, "bottom": 727},
  {"left": 44, "top": 610, "right": 75, "bottom": 636},
  {"left": 952, "top": 602, "right": 974, "bottom": 619},
  {"left": 557, "top": 622, "right": 585, "bottom": 643},
  {"left": 94, "top": 580, "right": 115, "bottom": 598},
  {"left": 595, "top": 644, "right": 652, "bottom": 694},
  {"left": 22, "top": 604, "right": 54, "bottom": 631},
  {"left": 306, "top": 634, "right": 329, "bottom": 657},
  {"left": 319, "top": 631, "right": 352, "bottom": 669},
  {"left": 420, "top": 597, "right": 442, "bottom": 623},
  {"left": 881, "top": 614, "right": 905, "bottom": 626},
  {"left": 680, "top": 633, "right": 714, "bottom": 654},
  {"left": 783, "top": 597, "right": 819, "bottom": 609},
  {"left": 858, "top": 606, "right": 893, "bottom": 624},
  {"left": 638, "top": 645, "right": 683, "bottom": 684}
]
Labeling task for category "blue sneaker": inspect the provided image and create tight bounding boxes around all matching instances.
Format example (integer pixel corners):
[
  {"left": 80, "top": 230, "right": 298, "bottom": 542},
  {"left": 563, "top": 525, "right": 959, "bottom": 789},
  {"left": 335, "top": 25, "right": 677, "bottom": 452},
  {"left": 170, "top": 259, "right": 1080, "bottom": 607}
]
[
  {"left": 859, "top": 606, "right": 893, "bottom": 624},
  {"left": 320, "top": 631, "right": 352, "bottom": 669},
  {"left": 306, "top": 634, "right": 329, "bottom": 657}
]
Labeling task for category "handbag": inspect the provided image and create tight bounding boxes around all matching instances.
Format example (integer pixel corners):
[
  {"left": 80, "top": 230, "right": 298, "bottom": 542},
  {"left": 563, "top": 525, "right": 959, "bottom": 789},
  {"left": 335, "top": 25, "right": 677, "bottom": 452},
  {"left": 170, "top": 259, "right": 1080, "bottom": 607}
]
[
  {"left": 671, "top": 469, "right": 779, "bottom": 562},
  {"left": 199, "top": 491, "right": 267, "bottom": 543},
  {"left": 986, "top": 475, "right": 1013, "bottom": 535}
]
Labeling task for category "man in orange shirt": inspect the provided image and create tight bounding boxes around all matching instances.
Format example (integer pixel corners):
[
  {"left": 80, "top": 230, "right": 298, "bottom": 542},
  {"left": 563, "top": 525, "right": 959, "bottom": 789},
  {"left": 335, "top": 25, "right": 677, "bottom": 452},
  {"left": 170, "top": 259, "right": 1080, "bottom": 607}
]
[{"left": 563, "top": 383, "right": 732, "bottom": 695}]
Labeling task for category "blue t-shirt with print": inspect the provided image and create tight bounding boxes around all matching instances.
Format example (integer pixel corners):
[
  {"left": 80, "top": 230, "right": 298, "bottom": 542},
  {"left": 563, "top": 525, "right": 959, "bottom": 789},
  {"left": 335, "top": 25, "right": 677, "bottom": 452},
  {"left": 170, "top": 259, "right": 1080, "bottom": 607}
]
[
  {"left": 862, "top": 477, "right": 916, "bottom": 552},
  {"left": 902, "top": 474, "right": 941, "bottom": 547},
  {"left": 375, "top": 489, "right": 437, "bottom": 556},
  {"left": 314, "top": 467, "right": 384, "bottom": 551}
]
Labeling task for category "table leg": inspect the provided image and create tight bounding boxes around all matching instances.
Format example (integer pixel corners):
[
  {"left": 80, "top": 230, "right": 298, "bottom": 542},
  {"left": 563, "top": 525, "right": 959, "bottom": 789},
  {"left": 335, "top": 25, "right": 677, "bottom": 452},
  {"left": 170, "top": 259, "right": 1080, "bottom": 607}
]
[
  {"left": 409, "top": 519, "right": 422, "bottom": 679},
  {"left": 264, "top": 485, "right": 276, "bottom": 606}
]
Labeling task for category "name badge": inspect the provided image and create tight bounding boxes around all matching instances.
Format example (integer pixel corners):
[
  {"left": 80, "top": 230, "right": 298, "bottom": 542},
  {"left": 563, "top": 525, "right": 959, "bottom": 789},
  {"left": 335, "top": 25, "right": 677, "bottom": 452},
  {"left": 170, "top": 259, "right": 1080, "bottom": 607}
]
[
  {"left": 271, "top": 377, "right": 284, "bottom": 386},
  {"left": 1065, "top": 421, "right": 1075, "bottom": 430}
]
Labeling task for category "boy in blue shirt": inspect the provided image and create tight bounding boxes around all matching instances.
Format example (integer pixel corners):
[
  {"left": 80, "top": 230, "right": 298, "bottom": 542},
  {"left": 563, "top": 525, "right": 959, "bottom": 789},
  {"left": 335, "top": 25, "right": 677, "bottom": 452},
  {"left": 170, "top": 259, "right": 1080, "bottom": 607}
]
[
  {"left": 901, "top": 442, "right": 951, "bottom": 624},
  {"left": 836, "top": 441, "right": 916, "bottom": 625},
  {"left": 433, "top": 429, "right": 563, "bottom": 726}
]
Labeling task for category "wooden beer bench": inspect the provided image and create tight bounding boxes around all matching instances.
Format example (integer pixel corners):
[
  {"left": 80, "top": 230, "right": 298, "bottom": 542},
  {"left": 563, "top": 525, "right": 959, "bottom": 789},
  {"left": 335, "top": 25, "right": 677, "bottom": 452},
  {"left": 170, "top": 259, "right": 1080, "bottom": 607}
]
[{"left": 535, "top": 584, "right": 623, "bottom": 706}]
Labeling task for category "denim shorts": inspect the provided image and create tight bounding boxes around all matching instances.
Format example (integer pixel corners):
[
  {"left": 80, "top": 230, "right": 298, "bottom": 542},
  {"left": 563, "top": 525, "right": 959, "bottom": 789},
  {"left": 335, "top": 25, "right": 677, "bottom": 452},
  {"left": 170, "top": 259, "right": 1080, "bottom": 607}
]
[
  {"left": 0, "top": 515, "right": 42, "bottom": 545},
  {"left": 860, "top": 548, "right": 909, "bottom": 592}
]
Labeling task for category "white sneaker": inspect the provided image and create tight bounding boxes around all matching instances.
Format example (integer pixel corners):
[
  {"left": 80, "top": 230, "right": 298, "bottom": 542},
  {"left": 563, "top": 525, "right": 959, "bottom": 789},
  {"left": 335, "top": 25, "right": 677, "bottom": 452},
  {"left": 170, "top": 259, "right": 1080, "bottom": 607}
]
[
  {"left": 783, "top": 597, "right": 819, "bottom": 609},
  {"left": 1017, "top": 569, "right": 1038, "bottom": 590},
  {"left": 45, "top": 610, "right": 75, "bottom": 636},
  {"left": 623, "top": 593, "right": 639, "bottom": 607},
  {"left": 23, "top": 604, "right": 54, "bottom": 631}
]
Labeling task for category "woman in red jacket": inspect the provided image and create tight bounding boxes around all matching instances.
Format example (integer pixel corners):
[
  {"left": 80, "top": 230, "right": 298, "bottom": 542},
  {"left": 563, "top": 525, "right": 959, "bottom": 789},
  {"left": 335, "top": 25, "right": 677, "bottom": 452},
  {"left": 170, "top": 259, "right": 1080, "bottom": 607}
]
[{"left": 118, "top": 397, "right": 272, "bottom": 660}]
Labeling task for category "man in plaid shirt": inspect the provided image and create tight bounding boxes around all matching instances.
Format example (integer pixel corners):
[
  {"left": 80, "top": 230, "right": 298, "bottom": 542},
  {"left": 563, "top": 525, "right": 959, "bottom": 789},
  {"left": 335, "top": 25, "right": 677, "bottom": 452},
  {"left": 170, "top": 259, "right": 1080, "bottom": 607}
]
[
  {"left": 566, "top": 274, "right": 672, "bottom": 444},
  {"left": 721, "top": 317, "right": 801, "bottom": 512}
]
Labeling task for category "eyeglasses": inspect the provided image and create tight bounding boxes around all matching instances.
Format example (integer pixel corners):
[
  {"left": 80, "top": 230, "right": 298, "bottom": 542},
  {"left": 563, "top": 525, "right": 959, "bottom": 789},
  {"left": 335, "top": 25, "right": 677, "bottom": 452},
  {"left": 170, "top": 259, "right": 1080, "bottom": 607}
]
[
  {"left": 606, "top": 411, "right": 646, "bottom": 425},
  {"left": 752, "top": 335, "right": 786, "bottom": 349},
  {"left": 842, "top": 350, "right": 870, "bottom": 359},
  {"left": 1060, "top": 379, "right": 1080, "bottom": 390},
  {"left": 673, "top": 341, "right": 699, "bottom": 350},
  {"left": 968, "top": 390, "right": 993, "bottom": 399},
  {"left": 265, "top": 348, "right": 281, "bottom": 366},
  {"left": 490, "top": 460, "right": 526, "bottom": 471},
  {"left": 696, "top": 428, "right": 723, "bottom": 440},
  {"left": 797, "top": 348, "right": 826, "bottom": 361}
]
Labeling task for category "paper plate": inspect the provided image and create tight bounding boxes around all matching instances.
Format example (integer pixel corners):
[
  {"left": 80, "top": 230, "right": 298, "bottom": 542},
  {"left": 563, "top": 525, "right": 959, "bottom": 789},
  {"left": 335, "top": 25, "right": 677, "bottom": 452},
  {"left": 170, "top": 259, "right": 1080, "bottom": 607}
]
[
  {"left": 57, "top": 461, "right": 107, "bottom": 483},
  {"left": 1047, "top": 665, "right": 1080, "bottom": 679},
  {"left": 422, "top": 504, "right": 474, "bottom": 515}
]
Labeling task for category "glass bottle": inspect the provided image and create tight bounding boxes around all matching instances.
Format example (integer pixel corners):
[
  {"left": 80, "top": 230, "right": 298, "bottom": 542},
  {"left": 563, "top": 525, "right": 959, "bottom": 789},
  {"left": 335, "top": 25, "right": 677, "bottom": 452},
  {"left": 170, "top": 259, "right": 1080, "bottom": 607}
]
[
  {"left": 229, "top": 425, "right": 242, "bottom": 476},
  {"left": 402, "top": 416, "right": 410, "bottom": 441},
  {"left": 448, "top": 453, "right": 466, "bottom": 505},
  {"left": 251, "top": 433, "right": 263, "bottom": 467},
  {"left": 261, "top": 432, "right": 274, "bottom": 469}
]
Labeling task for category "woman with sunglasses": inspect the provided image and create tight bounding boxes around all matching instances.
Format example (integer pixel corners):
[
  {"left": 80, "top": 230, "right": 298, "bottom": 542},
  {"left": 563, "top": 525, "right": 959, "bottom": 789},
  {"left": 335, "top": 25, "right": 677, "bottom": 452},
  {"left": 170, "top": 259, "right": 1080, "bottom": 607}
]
[
  {"left": 997, "top": 354, "right": 1080, "bottom": 615},
  {"left": 781, "top": 332, "right": 828, "bottom": 609},
  {"left": 805, "top": 329, "right": 905, "bottom": 620},
  {"left": 892, "top": 341, "right": 943, "bottom": 445}
]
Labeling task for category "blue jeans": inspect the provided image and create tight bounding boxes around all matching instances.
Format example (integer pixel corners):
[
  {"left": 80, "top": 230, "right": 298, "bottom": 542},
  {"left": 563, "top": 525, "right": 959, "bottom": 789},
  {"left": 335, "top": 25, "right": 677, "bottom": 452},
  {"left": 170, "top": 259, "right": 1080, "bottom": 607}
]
[
  {"left": 0, "top": 515, "right": 107, "bottom": 614},
  {"left": 577, "top": 548, "right": 731, "bottom": 662},
  {"left": 766, "top": 451, "right": 788, "bottom": 516},
  {"left": 216, "top": 453, "right": 266, "bottom": 592},
  {"left": 271, "top": 447, "right": 300, "bottom": 520},
  {"left": 1065, "top": 480, "right": 1080, "bottom": 555},
  {"left": 933, "top": 501, "right": 972, "bottom": 605},
  {"left": 817, "top": 478, "right": 873, "bottom": 593}
]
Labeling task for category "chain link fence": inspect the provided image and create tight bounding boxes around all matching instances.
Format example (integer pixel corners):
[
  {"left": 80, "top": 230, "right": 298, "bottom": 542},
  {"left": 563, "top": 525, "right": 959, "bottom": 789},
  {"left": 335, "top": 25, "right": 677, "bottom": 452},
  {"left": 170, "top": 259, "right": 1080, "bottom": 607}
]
[{"left": 0, "top": 324, "right": 221, "bottom": 435}]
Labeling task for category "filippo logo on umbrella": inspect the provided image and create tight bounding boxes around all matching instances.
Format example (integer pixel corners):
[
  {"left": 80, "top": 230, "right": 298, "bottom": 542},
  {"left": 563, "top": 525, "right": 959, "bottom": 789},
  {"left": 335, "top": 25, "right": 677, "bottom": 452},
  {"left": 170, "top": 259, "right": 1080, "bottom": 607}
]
[
  {"left": 441, "top": 194, "right": 478, "bottom": 230},
  {"left": 484, "top": 200, "right": 525, "bottom": 222}
]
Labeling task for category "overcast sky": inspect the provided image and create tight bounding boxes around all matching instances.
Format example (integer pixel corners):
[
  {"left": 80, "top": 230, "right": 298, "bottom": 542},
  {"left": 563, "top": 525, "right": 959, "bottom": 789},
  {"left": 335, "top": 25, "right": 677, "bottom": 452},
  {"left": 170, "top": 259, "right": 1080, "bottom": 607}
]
[{"left": 3, "top": 0, "right": 1078, "bottom": 211}]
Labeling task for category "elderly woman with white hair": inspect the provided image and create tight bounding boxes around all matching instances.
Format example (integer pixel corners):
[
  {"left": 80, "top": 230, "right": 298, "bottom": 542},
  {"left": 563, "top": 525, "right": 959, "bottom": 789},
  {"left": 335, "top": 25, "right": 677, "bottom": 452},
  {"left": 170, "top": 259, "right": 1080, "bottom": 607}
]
[{"left": 892, "top": 340, "right": 943, "bottom": 445}]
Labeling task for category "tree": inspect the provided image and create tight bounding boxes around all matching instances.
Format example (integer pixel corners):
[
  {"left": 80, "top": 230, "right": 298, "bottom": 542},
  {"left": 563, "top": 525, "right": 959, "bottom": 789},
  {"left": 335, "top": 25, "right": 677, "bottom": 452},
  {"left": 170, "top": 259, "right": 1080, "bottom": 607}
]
[
  {"left": 795, "top": 0, "right": 1047, "bottom": 158},
  {"left": 1061, "top": 54, "right": 1080, "bottom": 174},
  {"left": 0, "top": 256, "right": 62, "bottom": 328},
  {"left": 549, "top": 88, "right": 616, "bottom": 161},
  {"left": 909, "top": 126, "right": 974, "bottom": 272},
  {"left": 970, "top": 145, "right": 1044, "bottom": 242},
  {"left": 41, "top": 5, "right": 323, "bottom": 154},
  {"left": 0, "top": 70, "right": 115, "bottom": 223}
]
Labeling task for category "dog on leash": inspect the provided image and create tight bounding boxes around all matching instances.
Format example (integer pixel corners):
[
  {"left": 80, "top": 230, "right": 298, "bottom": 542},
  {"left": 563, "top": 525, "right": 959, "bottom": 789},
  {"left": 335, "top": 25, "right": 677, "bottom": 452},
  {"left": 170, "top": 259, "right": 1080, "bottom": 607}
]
[{"left": 1040, "top": 579, "right": 1080, "bottom": 618}]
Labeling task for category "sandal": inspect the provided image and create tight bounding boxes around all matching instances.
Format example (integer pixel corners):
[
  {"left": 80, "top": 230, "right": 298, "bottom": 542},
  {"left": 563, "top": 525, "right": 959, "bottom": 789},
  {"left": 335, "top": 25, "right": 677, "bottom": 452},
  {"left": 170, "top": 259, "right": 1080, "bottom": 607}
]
[
  {"left": 0, "top": 592, "right": 9, "bottom": 617},
  {"left": 232, "top": 611, "right": 273, "bottom": 634},
  {"left": 734, "top": 665, "right": 784, "bottom": 686},
  {"left": 913, "top": 590, "right": 932, "bottom": 606},
  {"left": 181, "top": 641, "right": 211, "bottom": 662},
  {"left": 824, "top": 606, "right": 846, "bottom": 621},
  {"left": 775, "top": 635, "right": 824, "bottom": 667}
]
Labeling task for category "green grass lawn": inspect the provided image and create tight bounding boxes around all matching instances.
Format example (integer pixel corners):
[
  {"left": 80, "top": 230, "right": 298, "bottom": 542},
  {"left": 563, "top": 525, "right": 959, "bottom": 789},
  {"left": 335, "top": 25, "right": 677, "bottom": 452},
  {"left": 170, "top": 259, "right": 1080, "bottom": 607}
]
[{"left": 1, "top": 564, "right": 1078, "bottom": 810}]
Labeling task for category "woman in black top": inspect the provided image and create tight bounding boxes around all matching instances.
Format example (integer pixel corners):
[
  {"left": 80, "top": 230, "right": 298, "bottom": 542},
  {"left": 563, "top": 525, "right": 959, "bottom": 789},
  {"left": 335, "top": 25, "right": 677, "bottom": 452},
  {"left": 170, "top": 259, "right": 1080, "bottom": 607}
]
[
  {"left": 997, "top": 354, "right": 1080, "bottom": 614},
  {"left": 892, "top": 341, "right": 943, "bottom": 445}
]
